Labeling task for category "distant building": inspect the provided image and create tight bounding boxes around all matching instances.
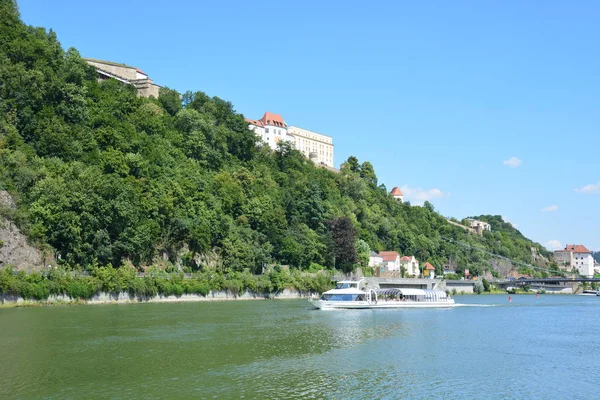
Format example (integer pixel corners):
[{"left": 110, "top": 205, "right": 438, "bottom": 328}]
[
  {"left": 400, "top": 256, "right": 419, "bottom": 276},
  {"left": 554, "top": 244, "right": 595, "bottom": 277},
  {"left": 287, "top": 126, "right": 334, "bottom": 168},
  {"left": 245, "top": 112, "right": 292, "bottom": 150},
  {"left": 465, "top": 219, "right": 491, "bottom": 234},
  {"left": 443, "top": 265, "right": 456, "bottom": 275},
  {"left": 423, "top": 262, "right": 435, "bottom": 279},
  {"left": 368, "top": 251, "right": 383, "bottom": 267},
  {"left": 85, "top": 58, "right": 161, "bottom": 98},
  {"left": 390, "top": 187, "right": 404, "bottom": 203},
  {"left": 246, "top": 112, "right": 334, "bottom": 168},
  {"left": 378, "top": 251, "right": 400, "bottom": 271}
]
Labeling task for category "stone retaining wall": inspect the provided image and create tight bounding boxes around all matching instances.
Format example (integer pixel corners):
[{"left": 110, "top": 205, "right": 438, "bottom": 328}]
[{"left": 0, "top": 288, "right": 316, "bottom": 307}]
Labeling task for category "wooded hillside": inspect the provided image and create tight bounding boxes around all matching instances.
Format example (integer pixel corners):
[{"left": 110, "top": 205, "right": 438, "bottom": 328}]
[{"left": 0, "top": 0, "right": 554, "bottom": 276}]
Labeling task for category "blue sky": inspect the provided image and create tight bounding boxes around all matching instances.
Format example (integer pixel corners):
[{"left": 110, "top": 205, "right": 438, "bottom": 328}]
[{"left": 19, "top": 0, "right": 599, "bottom": 251}]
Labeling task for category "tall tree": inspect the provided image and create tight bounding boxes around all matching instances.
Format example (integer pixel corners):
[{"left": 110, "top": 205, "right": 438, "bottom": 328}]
[{"left": 327, "top": 217, "right": 358, "bottom": 273}]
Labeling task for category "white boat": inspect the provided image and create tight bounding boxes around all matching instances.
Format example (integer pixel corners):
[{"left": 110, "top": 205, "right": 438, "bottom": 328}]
[{"left": 309, "top": 279, "right": 455, "bottom": 310}]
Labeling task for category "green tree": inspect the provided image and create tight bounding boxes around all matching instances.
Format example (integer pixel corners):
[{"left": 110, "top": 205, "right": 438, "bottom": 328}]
[{"left": 327, "top": 217, "right": 358, "bottom": 273}]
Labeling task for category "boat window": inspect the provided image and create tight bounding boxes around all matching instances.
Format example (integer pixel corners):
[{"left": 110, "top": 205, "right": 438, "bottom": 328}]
[
  {"left": 321, "top": 294, "right": 362, "bottom": 301},
  {"left": 335, "top": 282, "right": 357, "bottom": 289}
]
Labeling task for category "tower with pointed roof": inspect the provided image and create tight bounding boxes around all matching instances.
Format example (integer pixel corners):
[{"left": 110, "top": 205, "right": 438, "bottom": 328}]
[{"left": 390, "top": 187, "right": 404, "bottom": 203}]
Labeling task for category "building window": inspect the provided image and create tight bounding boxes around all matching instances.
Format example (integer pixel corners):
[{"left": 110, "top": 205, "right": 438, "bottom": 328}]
[{"left": 265, "top": 128, "right": 269, "bottom": 133}]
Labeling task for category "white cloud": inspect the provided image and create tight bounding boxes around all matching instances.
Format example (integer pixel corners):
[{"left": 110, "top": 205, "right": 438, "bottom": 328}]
[
  {"left": 503, "top": 157, "right": 522, "bottom": 168},
  {"left": 541, "top": 205, "right": 558, "bottom": 212},
  {"left": 545, "top": 240, "right": 563, "bottom": 251},
  {"left": 400, "top": 185, "right": 449, "bottom": 205},
  {"left": 575, "top": 181, "right": 600, "bottom": 194}
]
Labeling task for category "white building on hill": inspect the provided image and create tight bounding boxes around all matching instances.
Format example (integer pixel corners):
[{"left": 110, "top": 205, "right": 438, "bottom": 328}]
[
  {"left": 554, "top": 244, "right": 595, "bottom": 277},
  {"left": 465, "top": 219, "right": 491, "bottom": 234},
  {"left": 390, "top": 187, "right": 404, "bottom": 203},
  {"left": 246, "top": 112, "right": 334, "bottom": 168}
]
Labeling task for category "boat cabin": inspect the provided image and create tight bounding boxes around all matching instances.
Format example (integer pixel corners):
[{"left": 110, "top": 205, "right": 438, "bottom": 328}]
[
  {"left": 334, "top": 281, "right": 361, "bottom": 290},
  {"left": 375, "top": 288, "right": 450, "bottom": 302}
]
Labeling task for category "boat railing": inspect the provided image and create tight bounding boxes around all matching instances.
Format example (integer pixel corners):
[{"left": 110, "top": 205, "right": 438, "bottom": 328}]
[{"left": 368, "top": 289, "right": 378, "bottom": 304}]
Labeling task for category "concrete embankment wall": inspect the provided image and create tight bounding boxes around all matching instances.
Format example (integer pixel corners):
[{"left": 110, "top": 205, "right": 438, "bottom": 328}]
[{"left": 0, "top": 288, "right": 317, "bottom": 307}]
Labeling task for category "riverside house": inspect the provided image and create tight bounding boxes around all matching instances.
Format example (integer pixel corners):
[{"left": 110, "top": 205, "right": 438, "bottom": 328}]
[
  {"left": 368, "top": 251, "right": 383, "bottom": 267},
  {"left": 378, "top": 251, "right": 400, "bottom": 272},
  {"left": 423, "top": 262, "right": 436, "bottom": 278},
  {"left": 400, "top": 256, "right": 419, "bottom": 277}
]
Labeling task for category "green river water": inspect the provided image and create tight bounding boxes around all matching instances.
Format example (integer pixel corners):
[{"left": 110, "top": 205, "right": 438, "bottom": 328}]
[{"left": 1, "top": 294, "right": 599, "bottom": 399}]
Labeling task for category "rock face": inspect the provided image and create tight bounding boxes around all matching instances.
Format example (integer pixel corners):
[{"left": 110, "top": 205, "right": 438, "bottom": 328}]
[{"left": 0, "top": 191, "right": 45, "bottom": 271}]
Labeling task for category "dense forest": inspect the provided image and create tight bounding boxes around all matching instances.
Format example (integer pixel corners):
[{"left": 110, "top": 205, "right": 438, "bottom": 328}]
[{"left": 0, "top": 0, "right": 554, "bottom": 277}]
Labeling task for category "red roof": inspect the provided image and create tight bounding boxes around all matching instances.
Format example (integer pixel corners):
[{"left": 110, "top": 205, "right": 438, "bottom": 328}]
[
  {"left": 246, "top": 112, "right": 287, "bottom": 128},
  {"left": 260, "top": 112, "right": 286, "bottom": 128},
  {"left": 390, "top": 187, "right": 403, "bottom": 196},
  {"left": 245, "top": 118, "right": 264, "bottom": 127},
  {"left": 135, "top": 68, "right": 148, "bottom": 76},
  {"left": 559, "top": 244, "right": 591, "bottom": 253},
  {"left": 378, "top": 251, "right": 399, "bottom": 262},
  {"left": 424, "top": 262, "right": 435, "bottom": 270},
  {"left": 400, "top": 256, "right": 412, "bottom": 262}
]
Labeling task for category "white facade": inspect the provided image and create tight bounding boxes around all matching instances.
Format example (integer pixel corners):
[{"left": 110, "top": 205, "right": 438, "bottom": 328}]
[
  {"left": 400, "top": 256, "right": 419, "bottom": 276},
  {"left": 135, "top": 70, "right": 148, "bottom": 80},
  {"left": 390, "top": 187, "right": 404, "bottom": 203},
  {"left": 246, "top": 112, "right": 294, "bottom": 150},
  {"left": 554, "top": 245, "right": 595, "bottom": 277},
  {"left": 287, "top": 126, "right": 334, "bottom": 168},
  {"left": 368, "top": 252, "right": 383, "bottom": 267},
  {"left": 246, "top": 112, "right": 334, "bottom": 168},
  {"left": 573, "top": 252, "right": 594, "bottom": 277},
  {"left": 379, "top": 252, "right": 400, "bottom": 271}
]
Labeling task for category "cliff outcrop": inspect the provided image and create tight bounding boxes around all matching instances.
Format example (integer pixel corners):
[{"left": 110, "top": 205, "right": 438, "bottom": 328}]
[{"left": 0, "top": 191, "right": 45, "bottom": 271}]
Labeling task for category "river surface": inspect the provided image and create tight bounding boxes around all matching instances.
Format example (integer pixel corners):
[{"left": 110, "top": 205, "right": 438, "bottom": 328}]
[{"left": 1, "top": 294, "right": 599, "bottom": 399}]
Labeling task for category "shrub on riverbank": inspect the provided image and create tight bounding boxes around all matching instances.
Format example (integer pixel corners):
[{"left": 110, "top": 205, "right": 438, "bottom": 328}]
[{"left": 0, "top": 267, "right": 334, "bottom": 301}]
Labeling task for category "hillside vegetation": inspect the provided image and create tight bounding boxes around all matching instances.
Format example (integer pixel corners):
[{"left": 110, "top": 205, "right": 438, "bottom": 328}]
[{"left": 0, "top": 0, "right": 554, "bottom": 277}]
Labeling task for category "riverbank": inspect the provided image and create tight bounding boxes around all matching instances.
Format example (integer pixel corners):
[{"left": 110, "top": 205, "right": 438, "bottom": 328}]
[
  {"left": 0, "top": 266, "right": 331, "bottom": 308},
  {"left": 0, "top": 288, "right": 316, "bottom": 308}
]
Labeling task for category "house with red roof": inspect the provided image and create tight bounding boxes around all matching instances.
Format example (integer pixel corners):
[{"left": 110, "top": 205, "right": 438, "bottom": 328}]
[
  {"left": 378, "top": 251, "right": 400, "bottom": 272},
  {"left": 554, "top": 244, "right": 594, "bottom": 277},
  {"left": 390, "top": 187, "right": 404, "bottom": 203},
  {"left": 400, "top": 255, "right": 419, "bottom": 277},
  {"left": 423, "top": 262, "right": 436, "bottom": 279}
]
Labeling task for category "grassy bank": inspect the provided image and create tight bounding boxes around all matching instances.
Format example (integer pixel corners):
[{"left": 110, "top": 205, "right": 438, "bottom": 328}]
[{"left": 0, "top": 266, "right": 334, "bottom": 305}]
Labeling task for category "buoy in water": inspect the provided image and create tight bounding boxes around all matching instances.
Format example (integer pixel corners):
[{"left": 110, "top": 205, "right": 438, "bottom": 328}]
[{"left": 509, "top": 296, "right": 512, "bottom": 303}]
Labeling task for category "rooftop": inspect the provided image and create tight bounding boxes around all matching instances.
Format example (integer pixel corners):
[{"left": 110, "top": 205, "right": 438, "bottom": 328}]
[
  {"left": 556, "top": 244, "right": 591, "bottom": 253},
  {"left": 390, "top": 187, "right": 403, "bottom": 196},
  {"left": 378, "top": 251, "right": 399, "bottom": 262},
  {"left": 84, "top": 58, "right": 135, "bottom": 69}
]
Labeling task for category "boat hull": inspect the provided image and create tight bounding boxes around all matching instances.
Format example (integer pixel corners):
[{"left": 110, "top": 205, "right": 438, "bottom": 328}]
[{"left": 310, "top": 299, "right": 455, "bottom": 310}]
